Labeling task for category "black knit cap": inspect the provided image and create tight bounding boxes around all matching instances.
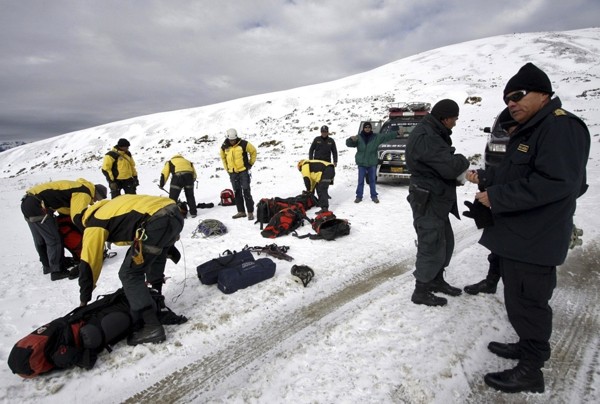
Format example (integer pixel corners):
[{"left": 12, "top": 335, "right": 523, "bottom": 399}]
[
  {"left": 503, "top": 62, "right": 553, "bottom": 97},
  {"left": 117, "top": 138, "right": 130, "bottom": 147},
  {"left": 431, "top": 99, "right": 459, "bottom": 120},
  {"left": 320, "top": 125, "right": 329, "bottom": 132}
]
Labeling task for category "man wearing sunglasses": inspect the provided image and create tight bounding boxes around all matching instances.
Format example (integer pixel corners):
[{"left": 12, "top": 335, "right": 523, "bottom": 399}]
[{"left": 469, "top": 63, "right": 590, "bottom": 394}]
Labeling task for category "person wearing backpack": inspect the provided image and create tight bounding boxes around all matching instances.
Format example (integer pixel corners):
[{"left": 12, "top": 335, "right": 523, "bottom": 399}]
[
  {"left": 309, "top": 125, "right": 338, "bottom": 166},
  {"left": 346, "top": 122, "right": 396, "bottom": 203},
  {"left": 159, "top": 154, "right": 198, "bottom": 218},
  {"left": 297, "top": 159, "right": 335, "bottom": 214},
  {"left": 219, "top": 128, "right": 257, "bottom": 220},
  {"left": 77, "top": 195, "right": 185, "bottom": 346},
  {"left": 21, "top": 179, "right": 107, "bottom": 281},
  {"left": 101, "top": 138, "right": 139, "bottom": 199}
]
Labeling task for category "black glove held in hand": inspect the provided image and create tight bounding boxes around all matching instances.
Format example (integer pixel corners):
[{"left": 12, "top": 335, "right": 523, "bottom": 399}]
[{"left": 463, "top": 200, "right": 494, "bottom": 229}]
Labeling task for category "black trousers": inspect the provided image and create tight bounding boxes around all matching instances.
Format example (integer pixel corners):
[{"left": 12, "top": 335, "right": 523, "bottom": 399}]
[
  {"left": 229, "top": 171, "right": 254, "bottom": 213},
  {"left": 499, "top": 256, "right": 557, "bottom": 366},
  {"left": 315, "top": 166, "right": 335, "bottom": 209},
  {"left": 168, "top": 173, "right": 197, "bottom": 215}
]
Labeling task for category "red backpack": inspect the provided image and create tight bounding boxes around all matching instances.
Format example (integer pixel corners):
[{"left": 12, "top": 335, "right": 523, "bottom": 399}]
[
  {"left": 219, "top": 189, "right": 235, "bottom": 206},
  {"left": 260, "top": 205, "right": 306, "bottom": 238},
  {"left": 56, "top": 214, "right": 83, "bottom": 260}
]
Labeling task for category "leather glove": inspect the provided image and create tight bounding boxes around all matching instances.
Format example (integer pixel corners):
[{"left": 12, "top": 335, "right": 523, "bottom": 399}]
[
  {"left": 463, "top": 200, "right": 494, "bottom": 229},
  {"left": 109, "top": 182, "right": 118, "bottom": 192}
]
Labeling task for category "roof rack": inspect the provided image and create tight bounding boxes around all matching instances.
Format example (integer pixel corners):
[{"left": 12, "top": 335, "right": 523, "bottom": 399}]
[{"left": 387, "top": 102, "right": 431, "bottom": 113}]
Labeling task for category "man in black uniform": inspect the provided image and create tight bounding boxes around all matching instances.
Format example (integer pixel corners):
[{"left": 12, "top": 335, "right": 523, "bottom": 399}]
[
  {"left": 309, "top": 125, "right": 338, "bottom": 166},
  {"left": 469, "top": 63, "right": 590, "bottom": 393},
  {"left": 405, "top": 99, "right": 470, "bottom": 307}
]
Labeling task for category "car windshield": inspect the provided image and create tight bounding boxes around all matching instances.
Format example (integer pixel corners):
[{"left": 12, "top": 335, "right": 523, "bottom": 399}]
[{"left": 381, "top": 119, "right": 420, "bottom": 138}]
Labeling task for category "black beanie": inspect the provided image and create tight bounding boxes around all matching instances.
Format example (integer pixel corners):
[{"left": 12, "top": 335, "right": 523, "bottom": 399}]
[
  {"left": 431, "top": 99, "right": 459, "bottom": 120},
  {"left": 117, "top": 138, "right": 130, "bottom": 148},
  {"left": 503, "top": 62, "right": 553, "bottom": 97}
]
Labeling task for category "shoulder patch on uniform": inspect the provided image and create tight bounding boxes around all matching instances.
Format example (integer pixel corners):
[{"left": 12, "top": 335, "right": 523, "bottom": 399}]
[
  {"left": 517, "top": 144, "right": 529, "bottom": 153},
  {"left": 553, "top": 108, "right": 567, "bottom": 116}
]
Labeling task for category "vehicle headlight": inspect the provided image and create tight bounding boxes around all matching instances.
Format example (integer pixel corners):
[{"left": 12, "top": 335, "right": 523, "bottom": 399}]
[
  {"left": 385, "top": 154, "right": 393, "bottom": 161},
  {"left": 488, "top": 143, "right": 506, "bottom": 153}
]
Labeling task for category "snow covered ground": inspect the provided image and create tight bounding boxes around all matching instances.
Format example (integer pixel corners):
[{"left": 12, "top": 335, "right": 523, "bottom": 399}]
[{"left": 1, "top": 28, "right": 599, "bottom": 403}]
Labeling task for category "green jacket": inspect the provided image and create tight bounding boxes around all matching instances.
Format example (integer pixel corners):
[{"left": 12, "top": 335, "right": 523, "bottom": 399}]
[{"left": 346, "top": 130, "right": 396, "bottom": 167}]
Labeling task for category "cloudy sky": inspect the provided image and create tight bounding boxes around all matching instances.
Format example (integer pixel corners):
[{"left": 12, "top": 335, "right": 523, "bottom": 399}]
[{"left": 1, "top": 0, "right": 598, "bottom": 142}]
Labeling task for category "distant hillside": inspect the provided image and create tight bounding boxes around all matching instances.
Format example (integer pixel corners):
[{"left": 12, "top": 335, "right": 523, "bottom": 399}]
[{"left": 0, "top": 141, "right": 26, "bottom": 153}]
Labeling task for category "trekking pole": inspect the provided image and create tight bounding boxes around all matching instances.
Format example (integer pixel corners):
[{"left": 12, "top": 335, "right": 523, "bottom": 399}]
[{"left": 158, "top": 185, "right": 169, "bottom": 195}]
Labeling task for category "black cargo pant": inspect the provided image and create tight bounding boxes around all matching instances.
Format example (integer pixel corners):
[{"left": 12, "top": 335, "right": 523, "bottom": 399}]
[
  {"left": 229, "top": 171, "right": 254, "bottom": 214},
  {"left": 315, "top": 166, "right": 335, "bottom": 210},
  {"left": 21, "top": 195, "right": 64, "bottom": 274},
  {"left": 168, "top": 172, "right": 197, "bottom": 215},
  {"left": 500, "top": 257, "right": 556, "bottom": 367},
  {"left": 118, "top": 205, "right": 184, "bottom": 313}
]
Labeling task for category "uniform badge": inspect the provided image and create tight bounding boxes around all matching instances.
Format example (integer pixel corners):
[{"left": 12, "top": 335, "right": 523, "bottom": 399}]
[
  {"left": 553, "top": 108, "right": 567, "bottom": 116},
  {"left": 517, "top": 144, "right": 529, "bottom": 153}
]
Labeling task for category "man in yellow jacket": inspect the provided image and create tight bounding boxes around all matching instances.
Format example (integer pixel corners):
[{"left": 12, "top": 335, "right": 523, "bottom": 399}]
[
  {"left": 219, "top": 128, "right": 257, "bottom": 220},
  {"left": 21, "top": 179, "right": 107, "bottom": 280},
  {"left": 159, "top": 154, "right": 198, "bottom": 217},
  {"left": 297, "top": 159, "right": 335, "bottom": 213},
  {"left": 101, "top": 138, "right": 138, "bottom": 198},
  {"left": 78, "top": 195, "right": 184, "bottom": 345}
]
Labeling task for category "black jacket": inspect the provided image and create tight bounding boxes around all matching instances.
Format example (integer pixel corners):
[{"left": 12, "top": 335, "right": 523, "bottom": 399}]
[
  {"left": 480, "top": 97, "right": 590, "bottom": 266},
  {"left": 309, "top": 136, "right": 338, "bottom": 164},
  {"left": 406, "top": 114, "right": 469, "bottom": 219}
]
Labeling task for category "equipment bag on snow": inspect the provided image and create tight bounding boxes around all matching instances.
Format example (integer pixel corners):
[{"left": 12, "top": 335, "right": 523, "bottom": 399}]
[
  {"left": 219, "top": 189, "right": 235, "bottom": 206},
  {"left": 196, "top": 249, "right": 255, "bottom": 285},
  {"left": 294, "top": 211, "right": 351, "bottom": 241},
  {"left": 274, "top": 192, "right": 318, "bottom": 212},
  {"left": 217, "top": 257, "right": 277, "bottom": 294},
  {"left": 260, "top": 205, "right": 306, "bottom": 238},
  {"left": 7, "top": 288, "right": 185, "bottom": 378}
]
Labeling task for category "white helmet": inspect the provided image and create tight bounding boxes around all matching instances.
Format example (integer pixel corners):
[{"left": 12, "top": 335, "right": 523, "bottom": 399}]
[{"left": 226, "top": 128, "right": 238, "bottom": 140}]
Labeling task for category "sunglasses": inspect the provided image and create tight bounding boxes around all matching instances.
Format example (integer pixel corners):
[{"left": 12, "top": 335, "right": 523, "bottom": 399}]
[
  {"left": 504, "top": 90, "right": 529, "bottom": 105},
  {"left": 364, "top": 126, "right": 372, "bottom": 129}
]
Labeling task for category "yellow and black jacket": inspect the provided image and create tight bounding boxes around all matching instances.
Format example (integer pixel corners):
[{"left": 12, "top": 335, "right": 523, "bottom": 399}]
[
  {"left": 299, "top": 160, "right": 334, "bottom": 192},
  {"left": 101, "top": 147, "right": 137, "bottom": 182},
  {"left": 25, "top": 178, "right": 97, "bottom": 230},
  {"left": 78, "top": 195, "right": 175, "bottom": 303},
  {"left": 219, "top": 139, "right": 257, "bottom": 173},
  {"left": 159, "top": 154, "right": 197, "bottom": 188}
]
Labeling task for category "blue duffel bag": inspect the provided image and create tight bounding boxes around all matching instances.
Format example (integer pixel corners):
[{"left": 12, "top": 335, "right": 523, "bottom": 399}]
[
  {"left": 196, "top": 249, "right": 255, "bottom": 285},
  {"left": 217, "top": 258, "right": 277, "bottom": 294}
]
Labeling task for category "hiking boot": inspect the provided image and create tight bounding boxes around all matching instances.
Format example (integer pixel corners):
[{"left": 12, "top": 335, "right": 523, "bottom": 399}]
[
  {"left": 411, "top": 281, "right": 447, "bottom": 306},
  {"left": 68, "top": 266, "right": 80, "bottom": 280},
  {"left": 488, "top": 341, "right": 522, "bottom": 360},
  {"left": 315, "top": 208, "right": 329, "bottom": 214},
  {"left": 429, "top": 271, "right": 462, "bottom": 296},
  {"left": 464, "top": 278, "right": 498, "bottom": 295},
  {"left": 232, "top": 212, "right": 247, "bottom": 219},
  {"left": 484, "top": 362, "right": 544, "bottom": 393},
  {"left": 127, "top": 324, "right": 166, "bottom": 346},
  {"left": 354, "top": 198, "right": 362, "bottom": 203},
  {"left": 51, "top": 270, "right": 71, "bottom": 281},
  {"left": 247, "top": 212, "right": 254, "bottom": 221},
  {"left": 372, "top": 198, "right": 380, "bottom": 203}
]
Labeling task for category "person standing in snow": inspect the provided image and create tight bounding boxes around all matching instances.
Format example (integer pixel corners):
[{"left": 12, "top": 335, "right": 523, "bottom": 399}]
[
  {"left": 159, "top": 154, "right": 198, "bottom": 218},
  {"left": 219, "top": 128, "right": 257, "bottom": 220},
  {"left": 21, "top": 179, "right": 107, "bottom": 280},
  {"left": 468, "top": 63, "right": 590, "bottom": 394},
  {"left": 346, "top": 122, "right": 396, "bottom": 203},
  {"left": 405, "top": 99, "right": 470, "bottom": 307},
  {"left": 297, "top": 159, "right": 335, "bottom": 214},
  {"left": 77, "top": 195, "right": 185, "bottom": 346},
  {"left": 309, "top": 125, "right": 338, "bottom": 166},
  {"left": 101, "top": 138, "right": 138, "bottom": 199}
]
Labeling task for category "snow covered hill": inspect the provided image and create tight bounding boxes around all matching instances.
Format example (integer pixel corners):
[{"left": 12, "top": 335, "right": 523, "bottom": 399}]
[{"left": 1, "top": 28, "right": 599, "bottom": 403}]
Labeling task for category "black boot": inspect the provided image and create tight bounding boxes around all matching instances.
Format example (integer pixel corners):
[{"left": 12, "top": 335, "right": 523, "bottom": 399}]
[
  {"left": 51, "top": 269, "right": 71, "bottom": 281},
  {"left": 428, "top": 270, "right": 462, "bottom": 296},
  {"left": 488, "top": 341, "right": 521, "bottom": 360},
  {"left": 484, "top": 362, "right": 544, "bottom": 393},
  {"left": 464, "top": 278, "right": 498, "bottom": 295},
  {"left": 127, "top": 307, "right": 165, "bottom": 346},
  {"left": 411, "top": 281, "right": 447, "bottom": 306}
]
